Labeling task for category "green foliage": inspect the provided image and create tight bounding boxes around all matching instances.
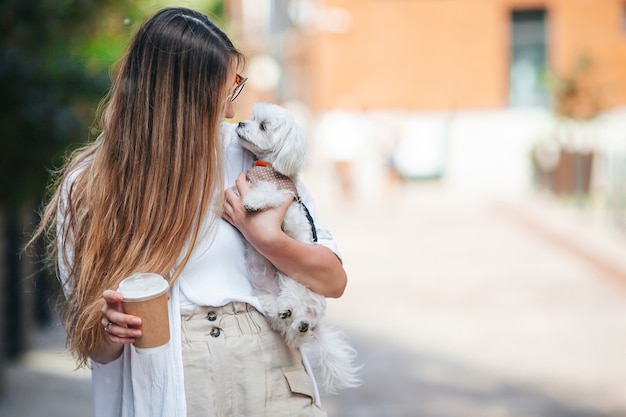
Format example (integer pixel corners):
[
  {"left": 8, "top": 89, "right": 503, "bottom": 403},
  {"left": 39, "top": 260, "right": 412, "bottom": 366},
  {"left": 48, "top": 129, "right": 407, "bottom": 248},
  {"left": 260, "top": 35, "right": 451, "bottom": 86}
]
[
  {"left": 0, "top": 0, "right": 226, "bottom": 215},
  {"left": 0, "top": 0, "right": 117, "bottom": 214}
]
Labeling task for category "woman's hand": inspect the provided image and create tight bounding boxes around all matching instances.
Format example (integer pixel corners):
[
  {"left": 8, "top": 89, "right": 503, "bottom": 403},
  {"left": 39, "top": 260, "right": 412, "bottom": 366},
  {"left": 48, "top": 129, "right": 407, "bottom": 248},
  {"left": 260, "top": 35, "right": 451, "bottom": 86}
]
[
  {"left": 92, "top": 290, "right": 142, "bottom": 364},
  {"left": 101, "top": 290, "right": 143, "bottom": 344},
  {"left": 222, "top": 172, "right": 292, "bottom": 250}
]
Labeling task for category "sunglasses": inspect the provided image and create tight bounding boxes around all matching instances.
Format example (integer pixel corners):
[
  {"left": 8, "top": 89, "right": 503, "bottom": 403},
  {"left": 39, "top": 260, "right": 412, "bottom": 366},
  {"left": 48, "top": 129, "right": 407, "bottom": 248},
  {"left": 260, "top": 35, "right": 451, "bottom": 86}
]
[{"left": 230, "top": 73, "right": 248, "bottom": 102}]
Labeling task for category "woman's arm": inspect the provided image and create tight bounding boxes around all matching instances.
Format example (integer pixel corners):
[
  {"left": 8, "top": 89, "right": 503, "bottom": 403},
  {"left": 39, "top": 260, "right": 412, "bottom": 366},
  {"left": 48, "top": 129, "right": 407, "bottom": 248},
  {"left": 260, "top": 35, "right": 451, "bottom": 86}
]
[{"left": 222, "top": 173, "right": 347, "bottom": 298}]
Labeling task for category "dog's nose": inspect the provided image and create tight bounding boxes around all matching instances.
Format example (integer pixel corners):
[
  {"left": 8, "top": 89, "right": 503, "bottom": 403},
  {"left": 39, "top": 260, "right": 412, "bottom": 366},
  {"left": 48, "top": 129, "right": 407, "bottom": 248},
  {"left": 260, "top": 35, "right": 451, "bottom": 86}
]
[{"left": 238, "top": 121, "right": 245, "bottom": 128}]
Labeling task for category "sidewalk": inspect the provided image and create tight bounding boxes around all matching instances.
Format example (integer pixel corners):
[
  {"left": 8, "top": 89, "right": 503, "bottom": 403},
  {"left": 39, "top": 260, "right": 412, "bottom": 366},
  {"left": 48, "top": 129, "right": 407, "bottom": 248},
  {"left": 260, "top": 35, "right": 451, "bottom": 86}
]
[
  {"left": 2, "top": 182, "right": 626, "bottom": 417},
  {"left": 315, "top": 181, "right": 626, "bottom": 416},
  {"left": 0, "top": 321, "right": 92, "bottom": 417}
]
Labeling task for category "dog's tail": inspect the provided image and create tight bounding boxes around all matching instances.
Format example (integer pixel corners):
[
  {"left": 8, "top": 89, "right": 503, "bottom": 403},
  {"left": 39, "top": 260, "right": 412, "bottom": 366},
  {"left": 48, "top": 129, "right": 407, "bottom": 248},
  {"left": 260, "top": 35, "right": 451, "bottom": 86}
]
[{"left": 303, "top": 325, "right": 362, "bottom": 395}]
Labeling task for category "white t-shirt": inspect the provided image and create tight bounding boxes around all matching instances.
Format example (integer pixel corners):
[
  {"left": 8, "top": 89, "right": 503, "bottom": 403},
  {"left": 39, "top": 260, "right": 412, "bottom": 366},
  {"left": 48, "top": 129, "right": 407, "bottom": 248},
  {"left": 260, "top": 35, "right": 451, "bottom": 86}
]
[{"left": 177, "top": 122, "right": 340, "bottom": 310}]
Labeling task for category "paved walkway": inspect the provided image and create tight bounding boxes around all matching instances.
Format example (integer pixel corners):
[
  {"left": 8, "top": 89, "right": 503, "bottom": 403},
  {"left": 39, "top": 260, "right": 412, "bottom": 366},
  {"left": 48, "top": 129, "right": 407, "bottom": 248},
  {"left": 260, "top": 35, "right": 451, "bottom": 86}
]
[
  {"left": 2, "top": 182, "right": 626, "bottom": 417},
  {"left": 318, "top": 182, "right": 626, "bottom": 417}
]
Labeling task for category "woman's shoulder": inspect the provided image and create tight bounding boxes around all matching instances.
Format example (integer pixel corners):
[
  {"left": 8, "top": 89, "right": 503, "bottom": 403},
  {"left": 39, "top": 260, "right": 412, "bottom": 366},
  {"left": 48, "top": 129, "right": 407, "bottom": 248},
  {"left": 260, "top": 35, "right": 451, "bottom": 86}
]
[
  {"left": 221, "top": 122, "right": 254, "bottom": 183},
  {"left": 220, "top": 122, "right": 239, "bottom": 148},
  {"left": 61, "top": 153, "right": 93, "bottom": 194}
]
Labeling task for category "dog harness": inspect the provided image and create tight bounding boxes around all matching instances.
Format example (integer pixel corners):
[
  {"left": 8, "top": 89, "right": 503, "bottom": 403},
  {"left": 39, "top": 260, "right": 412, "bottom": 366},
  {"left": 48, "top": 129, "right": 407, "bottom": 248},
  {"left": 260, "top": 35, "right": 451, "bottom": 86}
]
[
  {"left": 246, "top": 161, "right": 318, "bottom": 243},
  {"left": 247, "top": 160, "right": 298, "bottom": 196}
]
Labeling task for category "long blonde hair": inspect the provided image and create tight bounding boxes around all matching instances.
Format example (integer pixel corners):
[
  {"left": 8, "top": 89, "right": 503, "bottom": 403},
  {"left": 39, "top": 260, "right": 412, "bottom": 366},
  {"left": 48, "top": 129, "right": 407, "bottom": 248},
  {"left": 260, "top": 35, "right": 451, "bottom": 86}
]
[{"left": 31, "top": 8, "right": 243, "bottom": 367}]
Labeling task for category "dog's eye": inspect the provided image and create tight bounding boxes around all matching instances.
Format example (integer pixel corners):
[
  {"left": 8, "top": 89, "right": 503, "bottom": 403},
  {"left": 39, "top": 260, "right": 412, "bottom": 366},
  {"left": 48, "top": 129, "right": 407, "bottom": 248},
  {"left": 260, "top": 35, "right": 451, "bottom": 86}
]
[{"left": 259, "top": 122, "right": 267, "bottom": 131}]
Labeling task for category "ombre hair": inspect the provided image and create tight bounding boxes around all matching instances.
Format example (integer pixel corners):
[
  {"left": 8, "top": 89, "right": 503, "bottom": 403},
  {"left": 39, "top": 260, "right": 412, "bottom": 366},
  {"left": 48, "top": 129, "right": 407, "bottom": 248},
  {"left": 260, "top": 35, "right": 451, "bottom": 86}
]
[{"left": 31, "top": 8, "right": 243, "bottom": 367}]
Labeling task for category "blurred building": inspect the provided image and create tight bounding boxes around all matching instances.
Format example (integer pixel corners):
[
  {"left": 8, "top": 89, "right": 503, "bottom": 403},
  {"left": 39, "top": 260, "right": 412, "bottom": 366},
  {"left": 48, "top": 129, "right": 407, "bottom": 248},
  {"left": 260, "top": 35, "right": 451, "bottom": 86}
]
[
  {"left": 226, "top": 0, "right": 626, "bottom": 220},
  {"left": 227, "top": 0, "right": 626, "bottom": 112}
]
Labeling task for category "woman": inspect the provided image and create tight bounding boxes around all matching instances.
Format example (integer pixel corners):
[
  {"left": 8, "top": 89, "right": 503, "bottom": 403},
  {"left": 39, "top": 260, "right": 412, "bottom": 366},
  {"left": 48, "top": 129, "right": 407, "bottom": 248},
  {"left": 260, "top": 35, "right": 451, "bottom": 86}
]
[{"left": 33, "top": 7, "right": 347, "bottom": 417}]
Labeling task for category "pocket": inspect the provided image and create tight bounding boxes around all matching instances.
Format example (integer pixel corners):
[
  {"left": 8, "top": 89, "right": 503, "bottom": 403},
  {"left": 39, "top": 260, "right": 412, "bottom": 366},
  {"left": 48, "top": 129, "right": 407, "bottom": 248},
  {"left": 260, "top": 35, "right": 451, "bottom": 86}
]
[{"left": 282, "top": 365, "right": 316, "bottom": 400}]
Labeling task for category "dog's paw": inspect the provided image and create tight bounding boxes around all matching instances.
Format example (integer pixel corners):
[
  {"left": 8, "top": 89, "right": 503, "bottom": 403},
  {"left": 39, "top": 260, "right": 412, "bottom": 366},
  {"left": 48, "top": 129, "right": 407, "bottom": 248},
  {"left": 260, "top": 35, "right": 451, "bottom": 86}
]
[
  {"left": 243, "top": 181, "right": 292, "bottom": 212},
  {"left": 277, "top": 308, "right": 296, "bottom": 328},
  {"left": 284, "top": 320, "right": 312, "bottom": 348},
  {"left": 243, "top": 195, "right": 268, "bottom": 212},
  {"left": 298, "top": 321, "right": 310, "bottom": 333}
]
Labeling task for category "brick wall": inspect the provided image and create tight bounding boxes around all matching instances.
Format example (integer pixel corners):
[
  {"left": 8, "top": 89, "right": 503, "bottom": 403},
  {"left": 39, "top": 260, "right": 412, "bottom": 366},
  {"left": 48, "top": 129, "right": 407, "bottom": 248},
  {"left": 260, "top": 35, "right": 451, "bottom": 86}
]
[{"left": 300, "top": 0, "right": 626, "bottom": 112}]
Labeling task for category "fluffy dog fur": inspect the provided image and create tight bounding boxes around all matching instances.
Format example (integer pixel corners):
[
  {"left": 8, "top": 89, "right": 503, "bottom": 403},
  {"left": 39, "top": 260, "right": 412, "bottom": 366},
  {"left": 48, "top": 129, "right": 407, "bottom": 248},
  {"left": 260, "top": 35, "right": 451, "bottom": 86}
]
[{"left": 236, "top": 102, "right": 361, "bottom": 394}]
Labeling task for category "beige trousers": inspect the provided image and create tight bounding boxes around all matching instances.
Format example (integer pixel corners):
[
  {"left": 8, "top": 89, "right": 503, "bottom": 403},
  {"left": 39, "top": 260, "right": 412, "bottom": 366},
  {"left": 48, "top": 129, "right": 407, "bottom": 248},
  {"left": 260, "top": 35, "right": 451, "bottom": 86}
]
[{"left": 181, "top": 302, "right": 328, "bottom": 417}]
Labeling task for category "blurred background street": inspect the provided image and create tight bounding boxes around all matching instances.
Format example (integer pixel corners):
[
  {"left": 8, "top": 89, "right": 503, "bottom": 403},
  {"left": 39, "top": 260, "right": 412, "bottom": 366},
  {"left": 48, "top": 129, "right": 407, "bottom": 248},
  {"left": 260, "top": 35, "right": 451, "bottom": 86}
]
[
  {"left": 2, "top": 0, "right": 626, "bottom": 416},
  {"left": 315, "top": 181, "right": 626, "bottom": 417},
  {"left": 2, "top": 179, "right": 626, "bottom": 417}
]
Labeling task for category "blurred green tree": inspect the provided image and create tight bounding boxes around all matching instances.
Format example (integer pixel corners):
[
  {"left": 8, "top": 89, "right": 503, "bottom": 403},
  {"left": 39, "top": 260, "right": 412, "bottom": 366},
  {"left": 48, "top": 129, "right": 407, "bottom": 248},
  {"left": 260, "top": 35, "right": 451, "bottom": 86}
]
[
  {"left": 0, "top": 0, "right": 134, "bottom": 365},
  {"left": 1, "top": 0, "right": 227, "bottom": 214},
  {"left": 0, "top": 0, "right": 226, "bottom": 366}
]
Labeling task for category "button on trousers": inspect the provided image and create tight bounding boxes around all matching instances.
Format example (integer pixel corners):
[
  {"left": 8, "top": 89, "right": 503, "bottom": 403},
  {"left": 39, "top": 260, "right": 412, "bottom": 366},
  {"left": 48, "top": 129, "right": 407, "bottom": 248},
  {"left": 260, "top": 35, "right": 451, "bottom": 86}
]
[{"left": 181, "top": 302, "right": 327, "bottom": 417}]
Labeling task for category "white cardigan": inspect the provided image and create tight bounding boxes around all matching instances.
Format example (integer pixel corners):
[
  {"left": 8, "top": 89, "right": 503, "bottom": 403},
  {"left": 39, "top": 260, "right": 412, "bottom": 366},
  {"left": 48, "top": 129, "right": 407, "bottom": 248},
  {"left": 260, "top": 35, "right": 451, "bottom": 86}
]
[
  {"left": 91, "top": 281, "right": 187, "bottom": 417},
  {"left": 64, "top": 123, "right": 340, "bottom": 417}
]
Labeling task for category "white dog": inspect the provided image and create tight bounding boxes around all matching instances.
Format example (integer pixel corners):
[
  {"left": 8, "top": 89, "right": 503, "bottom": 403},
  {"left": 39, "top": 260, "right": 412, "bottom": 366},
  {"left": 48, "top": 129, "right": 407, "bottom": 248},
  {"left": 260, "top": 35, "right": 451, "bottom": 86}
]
[{"left": 235, "top": 102, "right": 361, "bottom": 394}]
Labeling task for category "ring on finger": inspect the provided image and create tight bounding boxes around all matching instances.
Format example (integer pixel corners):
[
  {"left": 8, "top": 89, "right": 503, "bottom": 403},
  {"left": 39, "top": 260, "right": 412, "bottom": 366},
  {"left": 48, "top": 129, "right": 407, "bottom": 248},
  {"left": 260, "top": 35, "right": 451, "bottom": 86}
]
[{"left": 104, "top": 322, "right": 112, "bottom": 334}]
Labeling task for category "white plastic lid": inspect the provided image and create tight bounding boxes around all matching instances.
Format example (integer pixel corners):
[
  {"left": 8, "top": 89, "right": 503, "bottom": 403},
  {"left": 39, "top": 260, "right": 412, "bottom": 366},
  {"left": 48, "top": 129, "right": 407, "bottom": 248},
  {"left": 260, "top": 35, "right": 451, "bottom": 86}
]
[{"left": 118, "top": 273, "right": 169, "bottom": 301}]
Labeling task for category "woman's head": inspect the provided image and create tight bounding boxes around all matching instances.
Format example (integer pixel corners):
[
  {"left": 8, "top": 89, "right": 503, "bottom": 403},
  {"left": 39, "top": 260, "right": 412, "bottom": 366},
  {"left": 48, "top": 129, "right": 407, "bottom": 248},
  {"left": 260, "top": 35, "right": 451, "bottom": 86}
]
[
  {"left": 113, "top": 8, "right": 241, "bottom": 121},
  {"left": 33, "top": 8, "right": 245, "bottom": 367},
  {"left": 104, "top": 7, "right": 243, "bottom": 158}
]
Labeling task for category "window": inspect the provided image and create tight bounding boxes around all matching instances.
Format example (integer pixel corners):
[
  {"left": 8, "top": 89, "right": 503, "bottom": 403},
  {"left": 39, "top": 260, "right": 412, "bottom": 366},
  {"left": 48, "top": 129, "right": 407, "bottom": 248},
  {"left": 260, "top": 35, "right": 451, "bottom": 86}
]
[{"left": 509, "top": 9, "right": 549, "bottom": 107}]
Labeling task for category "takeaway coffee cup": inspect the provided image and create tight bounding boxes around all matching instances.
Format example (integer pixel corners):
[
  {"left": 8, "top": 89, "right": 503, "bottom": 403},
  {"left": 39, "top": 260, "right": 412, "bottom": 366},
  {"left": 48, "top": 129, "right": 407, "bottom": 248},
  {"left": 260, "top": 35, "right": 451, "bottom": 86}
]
[{"left": 119, "top": 273, "right": 170, "bottom": 354}]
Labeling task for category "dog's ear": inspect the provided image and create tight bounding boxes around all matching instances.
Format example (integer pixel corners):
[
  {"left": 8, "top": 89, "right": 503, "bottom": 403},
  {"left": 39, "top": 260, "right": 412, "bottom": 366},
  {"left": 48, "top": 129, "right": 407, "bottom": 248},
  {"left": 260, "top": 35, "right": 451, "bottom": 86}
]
[{"left": 271, "top": 122, "right": 308, "bottom": 177}]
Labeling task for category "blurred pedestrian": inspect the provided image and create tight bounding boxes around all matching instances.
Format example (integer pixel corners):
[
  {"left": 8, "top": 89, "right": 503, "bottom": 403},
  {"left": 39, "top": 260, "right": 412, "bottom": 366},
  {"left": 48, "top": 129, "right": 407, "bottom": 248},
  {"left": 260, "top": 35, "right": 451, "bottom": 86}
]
[
  {"left": 317, "top": 110, "right": 363, "bottom": 202},
  {"left": 29, "top": 7, "right": 346, "bottom": 417}
]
